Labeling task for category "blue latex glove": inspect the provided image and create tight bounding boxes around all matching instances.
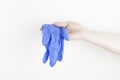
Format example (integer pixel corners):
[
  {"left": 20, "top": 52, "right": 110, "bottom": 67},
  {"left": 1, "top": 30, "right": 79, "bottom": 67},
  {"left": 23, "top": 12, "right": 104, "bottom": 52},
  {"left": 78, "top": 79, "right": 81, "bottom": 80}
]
[{"left": 42, "top": 24, "right": 69, "bottom": 67}]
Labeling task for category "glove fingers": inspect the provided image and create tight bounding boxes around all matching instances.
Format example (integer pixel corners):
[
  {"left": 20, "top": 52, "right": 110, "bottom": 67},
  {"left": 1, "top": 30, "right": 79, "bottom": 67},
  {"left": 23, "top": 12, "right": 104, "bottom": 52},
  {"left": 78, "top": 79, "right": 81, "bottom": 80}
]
[
  {"left": 49, "top": 32, "right": 59, "bottom": 67},
  {"left": 60, "top": 28, "right": 69, "bottom": 41},
  {"left": 57, "top": 38, "right": 64, "bottom": 61},
  {"left": 57, "top": 28, "right": 68, "bottom": 61},
  {"left": 49, "top": 52, "right": 58, "bottom": 67},
  {"left": 42, "top": 48, "right": 49, "bottom": 63},
  {"left": 42, "top": 24, "right": 50, "bottom": 45}
]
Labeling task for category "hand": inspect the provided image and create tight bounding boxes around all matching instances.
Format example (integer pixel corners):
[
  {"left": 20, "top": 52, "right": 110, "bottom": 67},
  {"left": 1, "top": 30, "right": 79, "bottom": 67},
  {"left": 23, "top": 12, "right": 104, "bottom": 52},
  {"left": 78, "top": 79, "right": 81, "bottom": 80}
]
[{"left": 53, "top": 21, "right": 87, "bottom": 40}]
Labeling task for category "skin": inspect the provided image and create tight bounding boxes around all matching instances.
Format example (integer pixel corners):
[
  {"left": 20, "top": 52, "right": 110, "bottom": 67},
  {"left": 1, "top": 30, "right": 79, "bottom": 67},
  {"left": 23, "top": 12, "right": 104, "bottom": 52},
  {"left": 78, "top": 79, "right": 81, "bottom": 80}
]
[{"left": 53, "top": 21, "right": 120, "bottom": 55}]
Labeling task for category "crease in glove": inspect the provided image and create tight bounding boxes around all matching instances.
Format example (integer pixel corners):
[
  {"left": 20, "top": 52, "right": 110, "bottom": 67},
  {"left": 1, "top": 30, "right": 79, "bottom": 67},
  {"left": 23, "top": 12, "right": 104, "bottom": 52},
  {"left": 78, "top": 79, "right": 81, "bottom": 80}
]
[{"left": 42, "top": 24, "right": 69, "bottom": 67}]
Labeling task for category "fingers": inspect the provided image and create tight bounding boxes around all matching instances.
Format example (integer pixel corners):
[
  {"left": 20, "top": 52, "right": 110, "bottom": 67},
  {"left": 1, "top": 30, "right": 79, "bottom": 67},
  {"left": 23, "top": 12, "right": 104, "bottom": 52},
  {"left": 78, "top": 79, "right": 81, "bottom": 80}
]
[{"left": 53, "top": 22, "right": 69, "bottom": 27}]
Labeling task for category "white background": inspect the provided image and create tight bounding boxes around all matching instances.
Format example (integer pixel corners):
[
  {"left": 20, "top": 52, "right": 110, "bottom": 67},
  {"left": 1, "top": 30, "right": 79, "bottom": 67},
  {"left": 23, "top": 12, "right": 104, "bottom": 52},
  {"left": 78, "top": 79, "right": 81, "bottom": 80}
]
[{"left": 0, "top": 0, "right": 120, "bottom": 80}]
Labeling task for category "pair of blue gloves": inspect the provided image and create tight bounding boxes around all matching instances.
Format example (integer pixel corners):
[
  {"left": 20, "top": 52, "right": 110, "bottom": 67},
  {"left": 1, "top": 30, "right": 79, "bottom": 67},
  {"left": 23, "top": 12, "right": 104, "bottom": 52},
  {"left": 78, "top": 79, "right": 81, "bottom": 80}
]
[{"left": 42, "top": 24, "right": 69, "bottom": 67}]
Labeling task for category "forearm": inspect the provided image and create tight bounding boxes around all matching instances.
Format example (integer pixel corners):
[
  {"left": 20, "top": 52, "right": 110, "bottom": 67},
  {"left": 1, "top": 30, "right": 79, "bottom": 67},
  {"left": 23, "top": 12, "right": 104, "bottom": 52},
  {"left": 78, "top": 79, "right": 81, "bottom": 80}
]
[{"left": 82, "top": 29, "right": 120, "bottom": 54}]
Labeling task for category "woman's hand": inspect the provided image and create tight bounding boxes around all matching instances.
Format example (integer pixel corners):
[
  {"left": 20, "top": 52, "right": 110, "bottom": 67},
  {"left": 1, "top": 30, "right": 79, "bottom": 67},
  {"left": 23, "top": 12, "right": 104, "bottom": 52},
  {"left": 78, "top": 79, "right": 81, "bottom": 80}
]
[
  {"left": 40, "top": 21, "right": 120, "bottom": 54},
  {"left": 53, "top": 21, "right": 88, "bottom": 40}
]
